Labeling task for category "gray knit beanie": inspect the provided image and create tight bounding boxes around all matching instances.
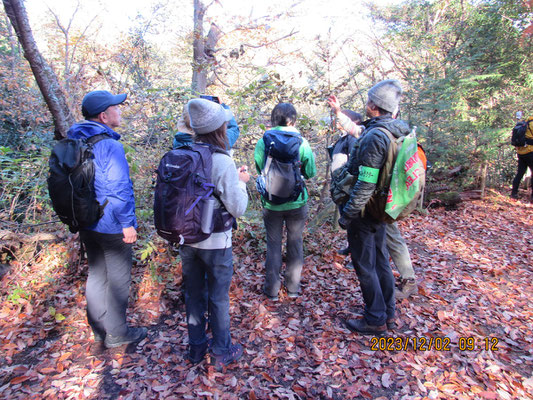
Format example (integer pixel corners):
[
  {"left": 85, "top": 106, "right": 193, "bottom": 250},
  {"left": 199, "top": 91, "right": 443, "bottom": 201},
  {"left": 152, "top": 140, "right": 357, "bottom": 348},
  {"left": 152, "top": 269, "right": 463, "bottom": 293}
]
[
  {"left": 367, "top": 79, "right": 403, "bottom": 113},
  {"left": 187, "top": 98, "right": 232, "bottom": 134}
]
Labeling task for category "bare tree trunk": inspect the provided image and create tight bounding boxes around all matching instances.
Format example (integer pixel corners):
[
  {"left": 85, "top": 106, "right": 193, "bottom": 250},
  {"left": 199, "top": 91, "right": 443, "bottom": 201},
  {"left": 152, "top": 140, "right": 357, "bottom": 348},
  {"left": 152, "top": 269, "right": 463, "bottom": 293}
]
[
  {"left": 479, "top": 161, "right": 488, "bottom": 198},
  {"left": 3, "top": 0, "right": 75, "bottom": 140},
  {"left": 192, "top": 0, "right": 222, "bottom": 94}
]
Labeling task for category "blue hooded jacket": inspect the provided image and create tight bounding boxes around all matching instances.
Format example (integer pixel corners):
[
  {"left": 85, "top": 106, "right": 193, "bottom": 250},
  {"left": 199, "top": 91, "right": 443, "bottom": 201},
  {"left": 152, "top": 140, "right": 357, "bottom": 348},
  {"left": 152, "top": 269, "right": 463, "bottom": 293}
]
[{"left": 67, "top": 121, "right": 137, "bottom": 234}]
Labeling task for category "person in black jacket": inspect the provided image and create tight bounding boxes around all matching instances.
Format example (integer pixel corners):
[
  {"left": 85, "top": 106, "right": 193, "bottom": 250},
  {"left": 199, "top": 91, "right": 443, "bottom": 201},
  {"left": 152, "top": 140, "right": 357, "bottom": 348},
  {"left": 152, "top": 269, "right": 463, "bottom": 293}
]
[{"left": 339, "top": 79, "right": 409, "bottom": 335}]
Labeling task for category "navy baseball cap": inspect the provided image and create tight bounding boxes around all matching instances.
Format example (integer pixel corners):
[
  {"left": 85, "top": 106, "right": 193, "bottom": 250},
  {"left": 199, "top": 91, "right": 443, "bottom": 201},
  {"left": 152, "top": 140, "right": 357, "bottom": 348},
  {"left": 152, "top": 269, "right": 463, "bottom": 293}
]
[{"left": 82, "top": 90, "right": 127, "bottom": 118}]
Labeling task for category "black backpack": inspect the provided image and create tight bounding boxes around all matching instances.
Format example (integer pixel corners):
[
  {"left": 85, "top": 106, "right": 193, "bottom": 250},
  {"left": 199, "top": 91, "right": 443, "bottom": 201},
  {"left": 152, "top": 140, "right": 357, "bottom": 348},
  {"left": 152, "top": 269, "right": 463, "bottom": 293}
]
[
  {"left": 256, "top": 130, "right": 304, "bottom": 204},
  {"left": 48, "top": 134, "right": 110, "bottom": 232},
  {"left": 153, "top": 143, "right": 234, "bottom": 245},
  {"left": 511, "top": 119, "right": 533, "bottom": 147}
]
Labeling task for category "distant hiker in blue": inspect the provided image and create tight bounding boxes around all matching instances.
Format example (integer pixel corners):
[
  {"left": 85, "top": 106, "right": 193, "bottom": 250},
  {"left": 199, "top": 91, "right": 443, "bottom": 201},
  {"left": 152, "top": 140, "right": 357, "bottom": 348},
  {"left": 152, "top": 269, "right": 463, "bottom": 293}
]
[
  {"left": 67, "top": 90, "right": 147, "bottom": 348},
  {"left": 254, "top": 103, "right": 317, "bottom": 301}
]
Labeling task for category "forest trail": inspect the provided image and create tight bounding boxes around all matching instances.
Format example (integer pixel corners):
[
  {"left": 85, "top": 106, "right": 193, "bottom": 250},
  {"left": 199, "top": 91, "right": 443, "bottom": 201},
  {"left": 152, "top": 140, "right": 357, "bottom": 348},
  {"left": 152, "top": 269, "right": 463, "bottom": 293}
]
[{"left": 0, "top": 190, "right": 532, "bottom": 399}]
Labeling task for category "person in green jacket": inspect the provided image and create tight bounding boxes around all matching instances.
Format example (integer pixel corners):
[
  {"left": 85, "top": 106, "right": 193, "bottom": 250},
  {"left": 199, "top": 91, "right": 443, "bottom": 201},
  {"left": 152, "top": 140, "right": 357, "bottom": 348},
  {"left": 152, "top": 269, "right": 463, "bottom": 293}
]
[{"left": 254, "top": 103, "right": 317, "bottom": 301}]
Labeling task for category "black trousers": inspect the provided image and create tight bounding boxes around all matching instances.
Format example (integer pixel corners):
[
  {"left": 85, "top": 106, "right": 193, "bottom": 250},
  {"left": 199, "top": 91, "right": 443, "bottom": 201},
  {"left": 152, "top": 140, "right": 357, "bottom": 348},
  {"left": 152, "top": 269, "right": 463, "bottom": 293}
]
[
  {"left": 347, "top": 216, "right": 395, "bottom": 326},
  {"left": 512, "top": 152, "right": 533, "bottom": 199}
]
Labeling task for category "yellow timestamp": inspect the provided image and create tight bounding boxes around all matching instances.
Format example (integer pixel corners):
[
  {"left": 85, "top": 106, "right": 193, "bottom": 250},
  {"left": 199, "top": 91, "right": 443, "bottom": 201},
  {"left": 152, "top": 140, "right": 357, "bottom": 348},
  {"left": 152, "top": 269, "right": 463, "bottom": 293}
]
[
  {"left": 458, "top": 336, "right": 499, "bottom": 351},
  {"left": 369, "top": 336, "right": 499, "bottom": 352}
]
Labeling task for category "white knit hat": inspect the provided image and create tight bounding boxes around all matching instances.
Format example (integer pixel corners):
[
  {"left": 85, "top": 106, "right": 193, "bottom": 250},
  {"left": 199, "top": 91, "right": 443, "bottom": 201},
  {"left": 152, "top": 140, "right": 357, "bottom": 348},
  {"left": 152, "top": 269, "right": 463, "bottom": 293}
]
[
  {"left": 187, "top": 98, "right": 232, "bottom": 134},
  {"left": 367, "top": 79, "right": 403, "bottom": 113}
]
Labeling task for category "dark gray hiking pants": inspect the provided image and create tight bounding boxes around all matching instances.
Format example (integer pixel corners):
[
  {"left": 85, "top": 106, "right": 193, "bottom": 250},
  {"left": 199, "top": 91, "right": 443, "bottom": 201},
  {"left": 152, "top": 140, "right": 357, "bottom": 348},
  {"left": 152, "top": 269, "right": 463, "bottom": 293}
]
[{"left": 80, "top": 230, "right": 132, "bottom": 337}]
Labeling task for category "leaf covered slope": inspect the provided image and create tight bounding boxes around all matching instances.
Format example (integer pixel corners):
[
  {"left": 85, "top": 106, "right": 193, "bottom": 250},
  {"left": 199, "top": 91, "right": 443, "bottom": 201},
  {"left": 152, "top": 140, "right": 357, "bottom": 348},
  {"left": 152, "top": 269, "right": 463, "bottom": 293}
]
[{"left": 0, "top": 192, "right": 532, "bottom": 399}]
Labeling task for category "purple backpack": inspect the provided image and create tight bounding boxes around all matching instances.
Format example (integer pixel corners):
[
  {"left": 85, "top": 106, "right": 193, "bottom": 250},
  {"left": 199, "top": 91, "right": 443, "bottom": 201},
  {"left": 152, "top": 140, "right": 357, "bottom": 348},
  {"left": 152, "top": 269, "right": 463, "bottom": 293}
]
[{"left": 154, "top": 143, "right": 234, "bottom": 244}]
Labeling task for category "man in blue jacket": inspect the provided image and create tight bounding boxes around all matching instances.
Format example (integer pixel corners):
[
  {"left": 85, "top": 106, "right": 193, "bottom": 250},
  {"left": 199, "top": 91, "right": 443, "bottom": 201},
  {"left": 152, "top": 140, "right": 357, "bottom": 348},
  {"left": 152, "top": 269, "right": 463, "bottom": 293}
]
[{"left": 68, "top": 90, "right": 147, "bottom": 348}]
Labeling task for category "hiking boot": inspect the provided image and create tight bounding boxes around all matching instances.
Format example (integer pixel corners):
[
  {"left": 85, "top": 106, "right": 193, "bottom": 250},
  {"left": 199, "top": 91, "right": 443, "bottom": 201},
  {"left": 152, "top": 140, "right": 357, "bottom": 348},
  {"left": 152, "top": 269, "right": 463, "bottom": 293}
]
[
  {"left": 287, "top": 291, "right": 299, "bottom": 299},
  {"left": 263, "top": 289, "right": 279, "bottom": 301},
  {"left": 338, "top": 247, "right": 350, "bottom": 256},
  {"left": 346, "top": 319, "right": 387, "bottom": 336},
  {"left": 104, "top": 327, "right": 148, "bottom": 348},
  {"left": 396, "top": 278, "right": 417, "bottom": 299},
  {"left": 510, "top": 193, "right": 519, "bottom": 200},
  {"left": 188, "top": 341, "right": 209, "bottom": 365},
  {"left": 93, "top": 331, "right": 105, "bottom": 343},
  {"left": 386, "top": 318, "right": 397, "bottom": 330},
  {"left": 210, "top": 343, "right": 243, "bottom": 371}
]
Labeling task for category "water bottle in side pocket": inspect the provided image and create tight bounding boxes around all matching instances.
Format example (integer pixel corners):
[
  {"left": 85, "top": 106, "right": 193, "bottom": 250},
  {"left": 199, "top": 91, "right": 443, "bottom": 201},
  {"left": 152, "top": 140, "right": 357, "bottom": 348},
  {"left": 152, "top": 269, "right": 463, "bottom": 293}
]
[{"left": 201, "top": 197, "right": 216, "bottom": 234}]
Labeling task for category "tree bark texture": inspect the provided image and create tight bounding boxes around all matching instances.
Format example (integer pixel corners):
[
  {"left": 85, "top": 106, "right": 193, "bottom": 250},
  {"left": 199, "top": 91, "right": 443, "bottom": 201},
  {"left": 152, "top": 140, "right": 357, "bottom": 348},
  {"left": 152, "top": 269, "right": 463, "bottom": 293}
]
[
  {"left": 479, "top": 161, "right": 488, "bottom": 198},
  {"left": 3, "top": 0, "right": 75, "bottom": 139},
  {"left": 192, "top": 0, "right": 222, "bottom": 94}
]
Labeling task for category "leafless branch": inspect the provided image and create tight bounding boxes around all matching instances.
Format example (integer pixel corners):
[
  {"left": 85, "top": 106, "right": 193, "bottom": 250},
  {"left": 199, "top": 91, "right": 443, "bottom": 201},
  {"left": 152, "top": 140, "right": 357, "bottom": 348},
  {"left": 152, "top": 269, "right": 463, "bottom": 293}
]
[{"left": 240, "top": 29, "right": 298, "bottom": 49}]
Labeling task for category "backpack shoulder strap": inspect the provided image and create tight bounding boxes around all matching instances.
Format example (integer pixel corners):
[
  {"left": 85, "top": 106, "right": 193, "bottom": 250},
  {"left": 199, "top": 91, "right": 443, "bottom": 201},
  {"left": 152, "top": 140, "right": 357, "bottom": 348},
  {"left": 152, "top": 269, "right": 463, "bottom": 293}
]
[
  {"left": 367, "top": 127, "right": 401, "bottom": 192},
  {"left": 193, "top": 142, "right": 230, "bottom": 157},
  {"left": 526, "top": 119, "right": 533, "bottom": 145},
  {"left": 373, "top": 126, "right": 396, "bottom": 144},
  {"left": 86, "top": 133, "right": 112, "bottom": 146}
]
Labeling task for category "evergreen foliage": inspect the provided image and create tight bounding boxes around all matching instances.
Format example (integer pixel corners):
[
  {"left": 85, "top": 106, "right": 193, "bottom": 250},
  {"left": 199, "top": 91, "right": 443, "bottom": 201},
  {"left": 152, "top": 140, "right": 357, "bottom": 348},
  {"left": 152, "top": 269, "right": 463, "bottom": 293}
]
[{"left": 368, "top": 0, "right": 533, "bottom": 190}]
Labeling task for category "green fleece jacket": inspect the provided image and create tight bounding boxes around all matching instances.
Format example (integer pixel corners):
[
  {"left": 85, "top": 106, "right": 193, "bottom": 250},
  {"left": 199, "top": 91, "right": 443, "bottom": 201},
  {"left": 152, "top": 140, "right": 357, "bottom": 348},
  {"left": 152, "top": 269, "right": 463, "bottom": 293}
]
[{"left": 254, "top": 126, "right": 317, "bottom": 211}]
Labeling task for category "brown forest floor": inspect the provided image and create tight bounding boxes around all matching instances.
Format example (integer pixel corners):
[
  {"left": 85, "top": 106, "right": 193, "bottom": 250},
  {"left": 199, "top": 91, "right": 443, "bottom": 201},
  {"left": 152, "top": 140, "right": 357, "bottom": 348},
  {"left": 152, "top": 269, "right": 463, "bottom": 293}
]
[{"left": 0, "top": 190, "right": 532, "bottom": 400}]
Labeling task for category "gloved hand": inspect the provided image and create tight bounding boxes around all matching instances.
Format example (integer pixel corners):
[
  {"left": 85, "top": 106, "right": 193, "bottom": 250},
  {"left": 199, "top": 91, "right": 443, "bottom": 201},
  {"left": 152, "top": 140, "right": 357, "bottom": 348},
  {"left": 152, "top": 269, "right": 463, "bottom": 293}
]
[{"left": 338, "top": 215, "right": 349, "bottom": 230}]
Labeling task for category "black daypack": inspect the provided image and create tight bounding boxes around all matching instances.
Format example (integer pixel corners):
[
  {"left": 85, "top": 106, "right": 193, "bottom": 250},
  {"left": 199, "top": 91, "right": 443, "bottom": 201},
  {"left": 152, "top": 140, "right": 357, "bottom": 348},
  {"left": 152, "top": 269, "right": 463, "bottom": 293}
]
[
  {"left": 48, "top": 134, "right": 110, "bottom": 232},
  {"left": 256, "top": 130, "right": 304, "bottom": 204},
  {"left": 153, "top": 143, "right": 234, "bottom": 245},
  {"left": 511, "top": 119, "right": 533, "bottom": 147}
]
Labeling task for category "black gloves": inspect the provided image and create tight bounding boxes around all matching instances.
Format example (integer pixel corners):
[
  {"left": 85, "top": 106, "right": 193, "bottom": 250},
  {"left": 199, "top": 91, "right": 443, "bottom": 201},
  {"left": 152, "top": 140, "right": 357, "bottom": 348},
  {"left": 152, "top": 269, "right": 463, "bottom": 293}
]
[{"left": 338, "top": 215, "right": 349, "bottom": 230}]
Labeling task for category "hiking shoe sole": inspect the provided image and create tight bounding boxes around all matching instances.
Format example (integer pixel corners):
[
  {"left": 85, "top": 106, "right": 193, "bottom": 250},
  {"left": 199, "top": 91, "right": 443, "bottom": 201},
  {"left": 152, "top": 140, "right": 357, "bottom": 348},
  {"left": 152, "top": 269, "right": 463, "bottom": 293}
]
[
  {"left": 104, "top": 327, "right": 148, "bottom": 348},
  {"left": 211, "top": 343, "right": 243, "bottom": 371},
  {"left": 346, "top": 319, "right": 387, "bottom": 336}
]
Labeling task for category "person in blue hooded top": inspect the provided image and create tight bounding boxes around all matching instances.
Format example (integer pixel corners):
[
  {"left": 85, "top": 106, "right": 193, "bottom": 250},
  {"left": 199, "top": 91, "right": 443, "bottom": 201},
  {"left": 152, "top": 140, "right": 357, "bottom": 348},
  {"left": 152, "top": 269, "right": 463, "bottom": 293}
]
[{"left": 67, "top": 90, "right": 147, "bottom": 349}]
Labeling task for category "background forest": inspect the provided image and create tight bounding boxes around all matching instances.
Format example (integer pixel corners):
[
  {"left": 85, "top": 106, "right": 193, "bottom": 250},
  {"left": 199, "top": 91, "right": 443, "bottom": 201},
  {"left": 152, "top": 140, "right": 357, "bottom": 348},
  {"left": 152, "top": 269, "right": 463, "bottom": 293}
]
[
  {"left": 0, "top": 1, "right": 532, "bottom": 399},
  {"left": 0, "top": 0, "right": 531, "bottom": 239}
]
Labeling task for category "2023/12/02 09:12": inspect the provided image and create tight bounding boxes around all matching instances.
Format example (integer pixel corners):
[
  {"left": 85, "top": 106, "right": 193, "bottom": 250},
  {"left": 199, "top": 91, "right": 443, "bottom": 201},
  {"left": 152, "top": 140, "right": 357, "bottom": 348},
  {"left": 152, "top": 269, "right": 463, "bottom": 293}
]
[{"left": 369, "top": 336, "right": 500, "bottom": 352}]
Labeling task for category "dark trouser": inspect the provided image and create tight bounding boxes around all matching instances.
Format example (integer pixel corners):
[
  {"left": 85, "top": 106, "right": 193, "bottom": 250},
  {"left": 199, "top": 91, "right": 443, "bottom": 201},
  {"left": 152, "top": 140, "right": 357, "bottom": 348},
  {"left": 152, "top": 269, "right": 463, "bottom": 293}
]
[
  {"left": 512, "top": 152, "right": 533, "bottom": 199},
  {"left": 80, "top": 230, "right": 132, "bottom": 337},
  {"left": 347, "top": 216, "right": 395, "bottom": 326},
  {"left": 263, "top": 205, "right": 308, "bottom": 297},
  {"left": 179, "top": 246, "right": 233, "bottom": 355}
]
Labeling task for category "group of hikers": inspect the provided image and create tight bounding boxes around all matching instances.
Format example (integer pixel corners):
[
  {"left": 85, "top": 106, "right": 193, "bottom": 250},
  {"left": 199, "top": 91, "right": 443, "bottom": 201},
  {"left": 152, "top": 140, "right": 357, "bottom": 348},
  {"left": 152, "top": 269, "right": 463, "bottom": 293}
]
[{"left": 52, "top": 79, "right": 426, "bottom": 371}]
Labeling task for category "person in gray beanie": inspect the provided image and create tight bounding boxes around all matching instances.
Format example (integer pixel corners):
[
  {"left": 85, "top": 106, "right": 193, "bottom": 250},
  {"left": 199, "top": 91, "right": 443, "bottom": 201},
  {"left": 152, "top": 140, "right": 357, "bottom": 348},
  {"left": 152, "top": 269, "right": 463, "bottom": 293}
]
[
  {"left": 337, "top": 79, "right": 412, "bottom": 336},
  {"left": 329, "top": 82, "right": 418, "bottom": 298},
  {"left": 187, "top": 98, "right": 241, "bottom": 152},
  {"left": 179, "top": 97, "right": 250, "bottom": 371},
  {"left": 367, "top": 79, "right": 403, "bottom": 114}
]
